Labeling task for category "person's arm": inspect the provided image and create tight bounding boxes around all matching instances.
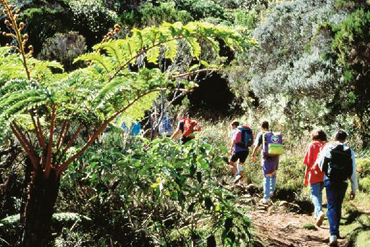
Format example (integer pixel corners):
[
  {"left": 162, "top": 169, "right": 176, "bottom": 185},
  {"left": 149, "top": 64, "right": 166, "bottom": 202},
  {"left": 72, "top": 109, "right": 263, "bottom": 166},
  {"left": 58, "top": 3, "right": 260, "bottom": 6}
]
[
  {"left": 303, "top": 166, "right": 309, "bottom": 187},
  {"left": 303, "top": 144, "right": 313, "bottom": 187},
  {"left": 229, "top": 139, "right": 235, "bottom": 155},
  {"left": 251, "top": 132, "right": 262, "bottom": 162},
  {"left": 171, "top": 120, "right": 183, "bottom": 140},
  {"left": 171, "top": 128, "right": 182, "bottom": 139},
  {"left": 350, "top": 149, "right": 358, "bottom": 200},
  {"left": 251, "top": 144, "right": 259, "bottom": 162}
]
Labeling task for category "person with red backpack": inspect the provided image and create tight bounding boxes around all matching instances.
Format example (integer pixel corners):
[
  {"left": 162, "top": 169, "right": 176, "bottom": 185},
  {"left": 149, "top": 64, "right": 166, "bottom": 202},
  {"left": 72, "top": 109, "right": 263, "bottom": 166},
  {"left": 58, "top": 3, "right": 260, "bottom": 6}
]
[
  {"left": 251, "top": 120, "right": 283, "bottom": 204},
  {"left": 229, "top": 121, "right": 253, "bottom": 184},
  {"left": 171, "top": 112, "right": 201, "bottom": 144},
  {"left": 317, "top": 130, "right": 358, "bottom": 246},
  {"left": 303, "top": 129, "right": 327, "bottom": 227}
]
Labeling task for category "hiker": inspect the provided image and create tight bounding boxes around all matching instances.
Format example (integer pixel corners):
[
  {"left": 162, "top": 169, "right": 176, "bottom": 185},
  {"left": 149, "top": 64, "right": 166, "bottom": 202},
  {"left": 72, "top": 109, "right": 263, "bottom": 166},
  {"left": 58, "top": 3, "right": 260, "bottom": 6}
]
[
  {"left": 229, "top": 121, "right": 253, "bottom": 184},
  {"left": 317, "top": 130, "right": 358, "bottom": 246},
  {"left": 251, "top": 121, "right": 283, "bottom": 204},
  {"left": 230, "top": 120, "right": 240, "bottom": 142},
  {"left": 303, "top": 129, "right": 327, "bottom": 227},
  {"left": 121, "top": 121, "right": 142, "bottom": 136},
  {"left": 158, "top": 113, "right": 173, "bottom": 136},
  {"left": 171, "top": 112, "right": 201, "bottom": 144}
]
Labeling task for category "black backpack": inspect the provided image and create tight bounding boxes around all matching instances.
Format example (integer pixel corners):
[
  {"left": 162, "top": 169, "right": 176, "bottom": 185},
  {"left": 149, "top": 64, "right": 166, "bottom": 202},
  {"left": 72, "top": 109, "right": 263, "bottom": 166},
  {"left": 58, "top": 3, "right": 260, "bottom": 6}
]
[{"left": 325, "top": 145, "right": 353, "bottom": 182}]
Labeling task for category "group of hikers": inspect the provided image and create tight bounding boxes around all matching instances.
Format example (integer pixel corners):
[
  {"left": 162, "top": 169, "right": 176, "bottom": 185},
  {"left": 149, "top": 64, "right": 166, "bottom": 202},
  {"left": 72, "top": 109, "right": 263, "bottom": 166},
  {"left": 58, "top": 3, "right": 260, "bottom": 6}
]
[{"left": 169, "top": 112, "right": 358, "bottom": 247}]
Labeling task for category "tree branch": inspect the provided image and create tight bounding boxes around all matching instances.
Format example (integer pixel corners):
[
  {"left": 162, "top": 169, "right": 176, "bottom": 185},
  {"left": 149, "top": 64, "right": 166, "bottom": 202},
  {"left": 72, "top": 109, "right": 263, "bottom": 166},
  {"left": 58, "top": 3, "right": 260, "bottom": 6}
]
[
  {"left": 56, "top": 123, "right": 84, "bottom": 167},
  {"left": 44, "top": 105, "right": 56, "bottom": 178},
  {"left": 56, "top": 120, "right": 70, "bottom": 150},
  {"left": 36, "top": 117, "right": 46, "bottom": 149},
  {"left": 13, "top": 122, "right": 36, "bottom": 158},
  {"left": 169, "top": 68, "right": 220, "bottom": 80},
  {"left": 57, "top": 89, "right": 159, "bottom": 176},
  {"left": 10, "top": 124, "right": 38, "bottom": 170},
  {"left": 30, "top": 111, "right": 43, "bottom": 148}
]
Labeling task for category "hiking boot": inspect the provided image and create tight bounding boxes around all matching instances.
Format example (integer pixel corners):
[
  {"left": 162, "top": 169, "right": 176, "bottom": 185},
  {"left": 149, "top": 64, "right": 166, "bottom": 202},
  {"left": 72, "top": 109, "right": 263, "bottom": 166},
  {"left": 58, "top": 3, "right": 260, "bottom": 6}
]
[
  {"left": 270, "top": 192, "right": 275, "bottom": 199},
  {"left": 234, "top": 174, "right": 242, "bottom": 184},
  {"left": 329, "top": 235, "right": 338, "bottom": 246},
  {"left": 316, "top": 211, "right": 325, "bottom": 227}
]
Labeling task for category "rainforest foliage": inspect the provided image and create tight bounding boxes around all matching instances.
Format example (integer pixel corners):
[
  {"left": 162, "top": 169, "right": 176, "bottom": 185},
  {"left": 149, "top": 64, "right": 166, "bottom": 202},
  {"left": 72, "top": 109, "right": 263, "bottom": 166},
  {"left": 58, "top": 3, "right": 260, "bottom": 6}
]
[{"left": 1, "top": 0, "right": 370, "bottom": 246}]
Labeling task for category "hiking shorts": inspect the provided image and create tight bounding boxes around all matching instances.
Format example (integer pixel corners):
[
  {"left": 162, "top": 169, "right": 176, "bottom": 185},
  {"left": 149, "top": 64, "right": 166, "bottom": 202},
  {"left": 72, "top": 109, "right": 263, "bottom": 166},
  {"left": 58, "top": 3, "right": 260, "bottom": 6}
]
[{"left": 230, "top": 151, "right": 249, "bottom": 163}]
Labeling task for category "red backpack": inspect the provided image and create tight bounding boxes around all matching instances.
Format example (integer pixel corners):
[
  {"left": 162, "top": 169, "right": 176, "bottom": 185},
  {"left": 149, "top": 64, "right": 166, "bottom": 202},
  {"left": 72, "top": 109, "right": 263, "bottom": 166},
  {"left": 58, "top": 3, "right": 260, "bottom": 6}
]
[{"left": 182, "top": 118, "right": 201, "bottom": 138}]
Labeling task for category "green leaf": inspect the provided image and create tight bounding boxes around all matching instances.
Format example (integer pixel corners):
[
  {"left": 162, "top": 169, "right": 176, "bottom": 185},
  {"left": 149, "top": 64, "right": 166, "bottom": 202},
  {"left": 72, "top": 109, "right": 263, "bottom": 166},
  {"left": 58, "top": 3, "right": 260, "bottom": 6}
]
[{"left": 147, "top": 46, "right": 160, "bottom": 64}]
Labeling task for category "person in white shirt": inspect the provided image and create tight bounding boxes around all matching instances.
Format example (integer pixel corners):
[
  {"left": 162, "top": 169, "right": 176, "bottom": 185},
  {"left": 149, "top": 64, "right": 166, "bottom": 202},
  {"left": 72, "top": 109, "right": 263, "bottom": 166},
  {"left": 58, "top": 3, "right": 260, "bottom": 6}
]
[{"left": 317, "top": 129, "right": 358, "bottom": 246}]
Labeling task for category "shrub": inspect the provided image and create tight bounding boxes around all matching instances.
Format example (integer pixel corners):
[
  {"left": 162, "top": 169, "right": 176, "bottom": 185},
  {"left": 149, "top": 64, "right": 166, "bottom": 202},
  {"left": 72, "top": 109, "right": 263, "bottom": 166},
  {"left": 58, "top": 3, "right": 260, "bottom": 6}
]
[
  {"left": 57, "top": 132, "right": 252, "bottom": 246},
  {"left": 38, "top": 32, "right": 86, "bottom": 71}
]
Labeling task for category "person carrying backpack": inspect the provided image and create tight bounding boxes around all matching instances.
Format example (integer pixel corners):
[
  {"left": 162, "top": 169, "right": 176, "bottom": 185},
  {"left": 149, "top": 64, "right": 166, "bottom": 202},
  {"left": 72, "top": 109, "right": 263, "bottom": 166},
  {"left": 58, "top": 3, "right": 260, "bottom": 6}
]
[
  {"left": 229, "top": 121, "right": 253, "bottom": 184},
  {"left": 158, "top": 113, "right": 173, "bottom": 136},
  {"left": 251, "top": 121, "right": 283, "bottom": 204},
  {"left": 303, "top": 129, "right": 327, "bottom": 227},
  {"left": 317, "top": 130, "right": 358, "bottom": 246},
  {"left": 171, "top": 111, "right": 201, "bottom": 144}
]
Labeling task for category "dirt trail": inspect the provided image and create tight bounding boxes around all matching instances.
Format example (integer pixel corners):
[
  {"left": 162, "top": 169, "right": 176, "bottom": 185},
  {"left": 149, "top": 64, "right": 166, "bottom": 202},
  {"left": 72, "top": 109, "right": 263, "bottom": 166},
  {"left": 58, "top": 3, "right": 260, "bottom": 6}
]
[
  {"left": 233, "top": 187, "right": 350, "bottom": 247},
  {"left": 250, "top": 208, "right": 348, "bottom": 247}
]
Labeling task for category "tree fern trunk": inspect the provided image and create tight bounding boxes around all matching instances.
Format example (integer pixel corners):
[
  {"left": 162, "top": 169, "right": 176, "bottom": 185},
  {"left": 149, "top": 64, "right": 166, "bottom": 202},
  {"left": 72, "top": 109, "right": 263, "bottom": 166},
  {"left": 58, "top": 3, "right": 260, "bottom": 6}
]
[{"left": 21, "top": 166, "right": 60, "bottom": 247}]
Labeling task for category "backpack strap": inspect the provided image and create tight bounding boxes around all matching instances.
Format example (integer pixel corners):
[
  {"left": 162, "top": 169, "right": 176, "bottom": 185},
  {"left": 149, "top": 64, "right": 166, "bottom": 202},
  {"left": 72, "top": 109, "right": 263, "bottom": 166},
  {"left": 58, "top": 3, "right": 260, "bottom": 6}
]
[{"left": 262, "top": 131, "right": 270, "bottom": 147}]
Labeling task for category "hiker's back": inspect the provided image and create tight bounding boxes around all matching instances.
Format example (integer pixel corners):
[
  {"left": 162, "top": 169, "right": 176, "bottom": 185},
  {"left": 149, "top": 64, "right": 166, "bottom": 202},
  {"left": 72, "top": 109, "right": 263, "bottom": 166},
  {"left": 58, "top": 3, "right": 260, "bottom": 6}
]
[
  {"left": 327, "top": 144, "right": 353, "bottom": 182},
  {"left": 159, "top": 115, "right": 173, "bottom": 135},
  {"left": 263, "top": 132, "right": 283, "bottom": 156},
  {"left": 234, "top": 125, "right": 253, "bottom": 149},
  {"left": 182, "top": 118, "right": 201, "bottom": 139}
]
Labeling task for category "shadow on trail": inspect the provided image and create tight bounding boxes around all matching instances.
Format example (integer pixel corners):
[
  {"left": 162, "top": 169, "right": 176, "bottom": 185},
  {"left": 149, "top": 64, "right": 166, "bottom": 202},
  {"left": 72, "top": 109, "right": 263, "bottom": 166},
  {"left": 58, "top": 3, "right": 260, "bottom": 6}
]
[{"left": 274, "top": 188, "right": 314, "bottom": 214}]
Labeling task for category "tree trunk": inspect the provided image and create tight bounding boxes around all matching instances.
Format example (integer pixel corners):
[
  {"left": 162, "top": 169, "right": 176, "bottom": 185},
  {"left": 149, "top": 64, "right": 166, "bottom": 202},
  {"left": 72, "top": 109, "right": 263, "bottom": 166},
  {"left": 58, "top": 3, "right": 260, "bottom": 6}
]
[{"left": 21, "top": 166, "right": 60, "bottom": 247}]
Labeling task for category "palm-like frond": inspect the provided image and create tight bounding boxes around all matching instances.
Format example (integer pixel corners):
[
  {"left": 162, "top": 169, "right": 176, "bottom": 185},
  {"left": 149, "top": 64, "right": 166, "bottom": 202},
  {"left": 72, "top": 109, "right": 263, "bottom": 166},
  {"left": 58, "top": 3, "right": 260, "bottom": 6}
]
[{"left": 0, "top": 19, "right": 256, "bottom": 175}]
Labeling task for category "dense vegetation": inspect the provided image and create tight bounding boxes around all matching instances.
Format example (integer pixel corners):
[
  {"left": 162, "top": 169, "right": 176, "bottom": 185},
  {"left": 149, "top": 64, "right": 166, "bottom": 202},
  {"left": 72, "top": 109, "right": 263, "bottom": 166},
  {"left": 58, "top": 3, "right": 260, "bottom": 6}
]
[{"left": 1, "top": 0, "right": 370, "bottom": 246}]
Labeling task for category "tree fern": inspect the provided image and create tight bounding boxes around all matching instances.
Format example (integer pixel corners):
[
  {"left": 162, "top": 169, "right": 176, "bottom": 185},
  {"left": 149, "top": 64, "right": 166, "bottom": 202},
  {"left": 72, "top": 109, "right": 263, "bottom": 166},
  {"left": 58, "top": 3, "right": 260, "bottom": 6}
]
[
  {"left": 4, "top": 96, "right": 48, "bottom": 119},
  {"left": 74, "top": 52, "right": 115, "bottom": 74},
  {"left": 118, "top": 91, "right": 160, "bottom": 126},
  {"left": 0, "top": 6, "right": 255, "bottom": 178}
]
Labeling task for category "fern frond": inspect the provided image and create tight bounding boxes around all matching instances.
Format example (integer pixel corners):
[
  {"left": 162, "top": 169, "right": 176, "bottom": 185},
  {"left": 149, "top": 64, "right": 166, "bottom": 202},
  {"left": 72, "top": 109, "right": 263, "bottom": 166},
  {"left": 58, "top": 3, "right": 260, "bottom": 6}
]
[
  {"left": 131, "top": 28, "right": 144, "bottom": 52},
  {"left": 28, "top": 58, "right": 64, "bottom": 78},
  {"left": 146, "top": 46, "right": 161, "bottom": 64},
  {"left": 184, "top": 36, "right": 201, "bottom": 59},
  {"left": 204, "top": 37, "right": 220, "bottom": 56},
  {"left": 119, "top": 91, "right": 160, "bottom": 125},
  {"left": 94, "top": 41, "right": 123, "bottom": 67},
  {"left": 3, "top": 95, "right": 48, "bottom": 118},
  {"left": 74, "top": 52, "right": 114, "bottom": 74},
  {"left": 0, "top": 79, "right": 29, "bottom": 95},
  {"left": 0, "top": 48, "right": 29, "bottom": 81},
  {"left": 0, "top": 87, "right": 44, "bottom": 107},
  {"left": 164, "top": 39, "right": 178, "bottom": 62},
  {"left": 92, "top": 76, "right": 133, "bottom": 109},
  {"left": 164, "top": 22, "right": 183, "bottom": 37}
]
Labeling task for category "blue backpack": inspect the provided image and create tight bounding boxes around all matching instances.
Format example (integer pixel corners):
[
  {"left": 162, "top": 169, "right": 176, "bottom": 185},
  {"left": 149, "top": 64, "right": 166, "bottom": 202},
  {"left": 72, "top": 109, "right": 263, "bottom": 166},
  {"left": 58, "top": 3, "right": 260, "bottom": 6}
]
[
  {"left": 235, "top": 126, "right": 253, "bottom": 148},
  {"left": 159, "top": 115, "right": 173, "bottom": 135}
]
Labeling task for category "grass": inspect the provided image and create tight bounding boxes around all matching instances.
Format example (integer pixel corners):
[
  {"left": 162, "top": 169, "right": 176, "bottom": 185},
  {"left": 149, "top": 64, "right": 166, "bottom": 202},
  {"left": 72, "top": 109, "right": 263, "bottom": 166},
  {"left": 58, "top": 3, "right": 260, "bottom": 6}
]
[
  {"left": 355, "top": 231, "right": 370, "bottom": 247},
  {"left": 302, "top": 223, "right": 317, "bottom": 230}
]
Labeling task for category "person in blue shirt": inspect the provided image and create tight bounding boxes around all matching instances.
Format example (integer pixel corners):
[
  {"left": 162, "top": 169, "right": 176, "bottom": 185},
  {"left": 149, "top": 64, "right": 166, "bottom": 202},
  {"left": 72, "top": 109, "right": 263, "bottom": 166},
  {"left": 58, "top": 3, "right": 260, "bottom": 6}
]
[{"left": 251, "top": 121, "right": 279, "bottom": 204}]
